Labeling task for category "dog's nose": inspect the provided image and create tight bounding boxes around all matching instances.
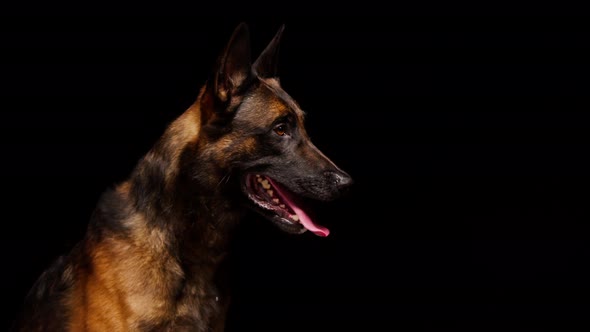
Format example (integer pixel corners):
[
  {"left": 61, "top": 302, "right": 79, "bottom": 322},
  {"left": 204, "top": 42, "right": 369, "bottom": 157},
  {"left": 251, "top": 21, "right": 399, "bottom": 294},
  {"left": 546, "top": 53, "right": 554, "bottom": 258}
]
[{"left": 325, "top": 171, "right": 353, "bottom": 192}]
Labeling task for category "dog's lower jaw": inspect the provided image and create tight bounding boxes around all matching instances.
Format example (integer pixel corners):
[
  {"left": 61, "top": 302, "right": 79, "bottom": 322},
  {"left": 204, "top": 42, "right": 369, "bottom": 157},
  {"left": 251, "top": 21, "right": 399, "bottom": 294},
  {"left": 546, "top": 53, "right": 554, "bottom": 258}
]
[
  {"left": 242, "top": 173, "right": 331, "bottom": 236},
  {"left": 243, "top": 189, "right": 306, "bottom": 235}
]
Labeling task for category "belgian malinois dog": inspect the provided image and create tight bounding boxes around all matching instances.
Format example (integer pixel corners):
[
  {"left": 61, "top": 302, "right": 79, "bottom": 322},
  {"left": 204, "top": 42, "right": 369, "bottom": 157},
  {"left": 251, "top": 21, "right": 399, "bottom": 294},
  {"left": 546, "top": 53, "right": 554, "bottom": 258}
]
[{"left": 12, "top": 22, "right": 352, "bottom": 331}]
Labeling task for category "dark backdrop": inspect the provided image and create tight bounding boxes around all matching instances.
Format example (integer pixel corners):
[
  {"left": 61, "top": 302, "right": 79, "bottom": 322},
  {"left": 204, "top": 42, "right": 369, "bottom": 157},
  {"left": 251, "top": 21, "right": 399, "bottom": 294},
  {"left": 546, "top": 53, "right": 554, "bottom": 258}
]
[{"left": 1, "top": 12, "right": 589, "bottom": 330}]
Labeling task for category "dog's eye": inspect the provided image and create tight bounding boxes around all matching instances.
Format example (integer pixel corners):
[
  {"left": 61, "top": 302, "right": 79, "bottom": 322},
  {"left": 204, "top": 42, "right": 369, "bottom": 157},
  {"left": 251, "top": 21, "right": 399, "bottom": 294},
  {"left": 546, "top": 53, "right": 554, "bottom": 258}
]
[{"left": 274, "top": 124, "right": 287, "bottom": 136}]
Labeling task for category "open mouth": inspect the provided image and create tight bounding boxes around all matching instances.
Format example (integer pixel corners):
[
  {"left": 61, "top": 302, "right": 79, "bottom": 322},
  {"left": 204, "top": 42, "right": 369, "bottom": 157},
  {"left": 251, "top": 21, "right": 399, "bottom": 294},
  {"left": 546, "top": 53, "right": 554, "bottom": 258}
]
[{"left": 243, "top": 173, "right": 330, "bottom": 237}]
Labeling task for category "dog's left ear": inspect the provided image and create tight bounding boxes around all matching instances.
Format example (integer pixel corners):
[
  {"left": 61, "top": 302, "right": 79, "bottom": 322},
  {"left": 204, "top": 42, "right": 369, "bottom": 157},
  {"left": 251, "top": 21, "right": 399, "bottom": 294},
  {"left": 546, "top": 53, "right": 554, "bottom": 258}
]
[
  {"left": 253, "top": 24, "right": 285, "bottom": 79},
  {"left": 213, "top": 22, "right": 253, "bottom": 104}
]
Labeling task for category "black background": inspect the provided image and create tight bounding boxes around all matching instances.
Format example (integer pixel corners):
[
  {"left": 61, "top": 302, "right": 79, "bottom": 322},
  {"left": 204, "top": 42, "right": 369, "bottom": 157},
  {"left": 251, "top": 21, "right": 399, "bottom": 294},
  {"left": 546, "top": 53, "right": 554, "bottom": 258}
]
[{"left": 1, "top": 8, "right": 590, "bottom": 331}]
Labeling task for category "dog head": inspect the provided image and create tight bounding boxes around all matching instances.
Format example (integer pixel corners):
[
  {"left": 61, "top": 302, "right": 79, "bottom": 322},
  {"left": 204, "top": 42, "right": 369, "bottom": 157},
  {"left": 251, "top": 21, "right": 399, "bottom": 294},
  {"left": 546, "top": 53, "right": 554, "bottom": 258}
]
[{"left": 197, "top": 23, "right": 352, "bottom": 236}]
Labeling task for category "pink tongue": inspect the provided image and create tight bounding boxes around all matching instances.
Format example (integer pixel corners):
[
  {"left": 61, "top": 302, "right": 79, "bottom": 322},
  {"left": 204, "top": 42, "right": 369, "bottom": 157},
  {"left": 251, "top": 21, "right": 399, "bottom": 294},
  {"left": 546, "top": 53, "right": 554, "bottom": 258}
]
[{"left": 267, "top": 178, "right": 330, "bottom": 237}]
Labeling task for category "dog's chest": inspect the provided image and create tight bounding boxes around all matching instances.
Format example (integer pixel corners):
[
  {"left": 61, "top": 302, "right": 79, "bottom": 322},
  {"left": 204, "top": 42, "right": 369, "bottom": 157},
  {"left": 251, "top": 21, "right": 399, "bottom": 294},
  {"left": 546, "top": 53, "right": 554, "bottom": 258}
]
[
  {"left": 173, "top": 283, "right": 225, "bottom": 330},
  {"left": 133, "top": 278, "right": 227, "bottom": 331}
]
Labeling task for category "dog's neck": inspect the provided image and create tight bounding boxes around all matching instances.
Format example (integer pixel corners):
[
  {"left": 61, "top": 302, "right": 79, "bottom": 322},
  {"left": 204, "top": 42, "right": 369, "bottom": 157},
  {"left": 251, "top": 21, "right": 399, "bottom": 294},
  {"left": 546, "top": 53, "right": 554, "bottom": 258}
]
[{"left": 99, "top": 99, "right": 244, "bottom": 268}]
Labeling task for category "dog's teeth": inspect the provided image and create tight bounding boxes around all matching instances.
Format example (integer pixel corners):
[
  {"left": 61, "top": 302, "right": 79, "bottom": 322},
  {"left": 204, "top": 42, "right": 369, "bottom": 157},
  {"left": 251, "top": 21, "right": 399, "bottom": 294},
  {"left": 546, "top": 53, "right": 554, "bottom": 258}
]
[
  {"left": 279, "top": 204, "right": 285, "bottom": 208},
  {"left": 261, "top": 180, "right": 271, "bottom": 189},
  {"left": 291, "top": 215, "right": 299, "bottom": 222},
  {"left": 256, "top": 174, "right": 261, "bottom": 178},
  {"left": 272, "top": 198, "right": 279, "bottom": 204},
  {"left": 267, "top": 190, "right": 273, "bottom": 197}
]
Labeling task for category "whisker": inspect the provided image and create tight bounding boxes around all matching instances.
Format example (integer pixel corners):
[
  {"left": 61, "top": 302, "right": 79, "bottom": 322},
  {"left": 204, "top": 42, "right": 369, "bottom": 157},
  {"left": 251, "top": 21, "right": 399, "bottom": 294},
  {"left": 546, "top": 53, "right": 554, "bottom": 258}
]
[{"left": 217, "top": 173, "right": 231, "bottom": 187}]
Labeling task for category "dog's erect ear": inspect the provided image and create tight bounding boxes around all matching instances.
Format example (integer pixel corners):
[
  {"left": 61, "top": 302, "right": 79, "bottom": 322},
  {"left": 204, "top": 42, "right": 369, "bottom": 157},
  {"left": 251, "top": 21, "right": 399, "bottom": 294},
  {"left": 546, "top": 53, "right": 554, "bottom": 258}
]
[
  {"left": 253, "top": 24, "right": 285, "bottom": 79},
  {"left": 213, "top": 22, "right": 252, "bottom": 103}
]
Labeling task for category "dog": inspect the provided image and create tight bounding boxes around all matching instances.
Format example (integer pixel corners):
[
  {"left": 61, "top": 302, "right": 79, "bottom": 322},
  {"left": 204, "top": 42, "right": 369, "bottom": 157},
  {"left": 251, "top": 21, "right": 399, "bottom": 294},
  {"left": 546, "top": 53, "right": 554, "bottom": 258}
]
[{"left": 12, "top": 22, "right": 352, "bottom": 331}]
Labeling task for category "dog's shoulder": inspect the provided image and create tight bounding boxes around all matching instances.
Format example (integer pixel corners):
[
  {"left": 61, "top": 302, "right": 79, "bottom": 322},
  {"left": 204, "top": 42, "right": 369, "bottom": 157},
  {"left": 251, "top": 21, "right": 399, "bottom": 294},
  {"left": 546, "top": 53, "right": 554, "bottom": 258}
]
[{"left": 12, "top": 247, "right": 81, "bottom": 331}]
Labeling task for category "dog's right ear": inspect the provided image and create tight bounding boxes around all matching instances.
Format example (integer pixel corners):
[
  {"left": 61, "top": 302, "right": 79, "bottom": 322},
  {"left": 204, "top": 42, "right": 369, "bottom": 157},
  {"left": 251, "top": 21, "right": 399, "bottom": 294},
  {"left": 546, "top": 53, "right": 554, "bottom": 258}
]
[
  {"left": 253, "top": 24, "right": 285, "bottom": 79},
  {"left": 211, "top": 22, "right": 252, "bottom": 104}
]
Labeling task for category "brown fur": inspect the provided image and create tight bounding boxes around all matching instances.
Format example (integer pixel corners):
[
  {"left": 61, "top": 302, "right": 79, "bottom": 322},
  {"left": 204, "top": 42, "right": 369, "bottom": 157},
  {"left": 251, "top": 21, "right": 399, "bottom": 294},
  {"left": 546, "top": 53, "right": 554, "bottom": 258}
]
[{"left": 12, "top": 23, "right": 352, "bottom": 332}]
